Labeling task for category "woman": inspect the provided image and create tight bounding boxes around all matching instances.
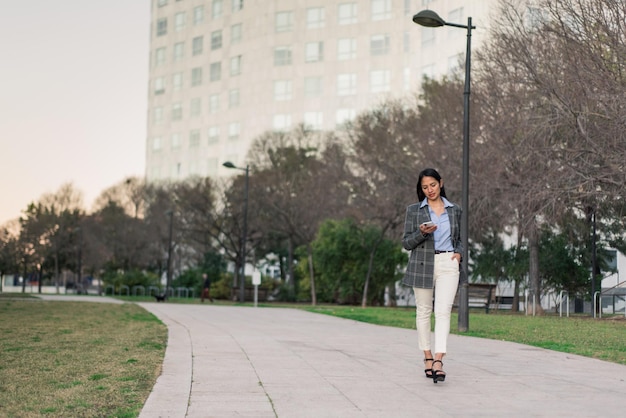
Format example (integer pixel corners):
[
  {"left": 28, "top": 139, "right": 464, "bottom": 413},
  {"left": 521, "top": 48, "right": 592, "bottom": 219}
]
[{"left": 401, "top": 168, "right": 462, "bottom": 384}]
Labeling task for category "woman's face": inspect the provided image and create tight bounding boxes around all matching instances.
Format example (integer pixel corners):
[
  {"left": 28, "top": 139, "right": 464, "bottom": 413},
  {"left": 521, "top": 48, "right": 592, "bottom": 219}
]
[{"left": 421, "top": 176, "right": 442, "bottom": 201}]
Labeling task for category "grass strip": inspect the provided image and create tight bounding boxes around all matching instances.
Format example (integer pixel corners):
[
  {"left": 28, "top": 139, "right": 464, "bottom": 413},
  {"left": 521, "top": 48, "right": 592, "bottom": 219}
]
[
  {"left": 0, "top": 300, "right": 166, "bottom": 418},
  {"left": 302, "top": 305, "right": 626, "bottom": 365}
]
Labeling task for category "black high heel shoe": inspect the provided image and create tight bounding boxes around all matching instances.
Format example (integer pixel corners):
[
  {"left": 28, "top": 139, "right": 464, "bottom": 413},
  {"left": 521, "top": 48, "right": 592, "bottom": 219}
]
[
  {"left": 423, "top": 358, "right": 434, "bottom": 379},
  {"left": 432, "top": 360, "right": 446, "bottom": 383}
]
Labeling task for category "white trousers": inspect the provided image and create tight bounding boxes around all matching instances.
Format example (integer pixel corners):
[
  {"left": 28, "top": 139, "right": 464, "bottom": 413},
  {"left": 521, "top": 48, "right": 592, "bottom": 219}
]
[{"left": 413, "top": 253, "right": 460, "bottom": 354}]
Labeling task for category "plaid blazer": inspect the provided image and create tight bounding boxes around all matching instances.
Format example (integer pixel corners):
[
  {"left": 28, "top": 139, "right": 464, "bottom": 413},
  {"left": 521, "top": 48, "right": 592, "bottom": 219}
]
[{"left": 401, "top": 202, "right": 463, "bottom": 289}]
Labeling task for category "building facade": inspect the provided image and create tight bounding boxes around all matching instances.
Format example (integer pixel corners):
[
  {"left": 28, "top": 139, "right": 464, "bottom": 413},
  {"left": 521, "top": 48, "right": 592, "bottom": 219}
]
[{"left": 146, "top": 0, "right": 497, "bottom": 181}]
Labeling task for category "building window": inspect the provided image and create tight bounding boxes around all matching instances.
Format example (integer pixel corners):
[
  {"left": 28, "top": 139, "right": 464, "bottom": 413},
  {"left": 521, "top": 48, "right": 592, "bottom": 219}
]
[
  {"left": 370, "top": 69, "right": 391, "bottom": 92},
  {"left": 274, "top": 46, "right": 292, "bottom": 66},
  {"left": 152, "top": 136, "right": 162, "bottom": 151},
  {"left": 275, "top": 11, "right": 293, "bottom": 32},
  {"left": 208, "top": 126, "right": 220, "bottom": 144},
  {"left": 207, "top": 158, "right": 218, "bottom": 176},
  {"left": 193, "top": 6, "right": 204, "bottom": 25},
  {"left": 189, "top": 129, "right": 200, "bottom": 147},
  {"left": 155, "top": 47, "right": 166, "bottom": 67},
  {"left": 172, "top": 103, "right": 182, "bottom": 120},
  {"left": 208, "top": 94, "right": 220, "bottom": 114},
  {"left": 189, "top": 160, "right": 199, "bottom": 176},
  {"left": 338, "top": 3, "right": 357, "bottom": 25},
  {"left": 336, "top": 108, "right": 356, "bottom": 126},
  {"left": 304, "top": 77, "right": 322, "bottom": 97},
  {"left": 228, "top": 122, "right": 240, "bottom": 140},
  {"left": 337, "top": 38, "right": 356, "bottom": 60},
  {"left": 231, "top": 23, "right": 242, "bottom": 43},
  {"left": 448, "top": 53, "right": 462, "bottom": 73},
  {"left": 448, "top": 8, "right": 464, "bottom": 37},
  {"left": 274, "top": 80, "right": 292, "bottom": 101},
  {"left": 370, "top": 34, "right": 390, "bottom": 55},
  {"left": 273, "top": 114, "right": 292, "bottom": 131},
  {"left": 232, "top": 0, "right": 243, "bottom": 12},
  {"left": 403, "top": 31, "right": 410, "bottom": 53},
  {"left": 305, "top": 42, "right": 323, "bottom": 62},
  {"left": 306, "top": 7, "right": 325, "bottom": 28},
  {"left": 153, "top": 107, "right": 164, "bottom": 124},
  {"left": 404, "top": 67, "right": 411, "bottom": 90},
  {"left": 422, "top": 27, "right": 435, "bottom": 47},
  {"left": 191, "top": 67, "right": 202, "bottom": 86},
  {"left": 173, "top": 72, "right": 183, "bottom": 90},
  {"left": 175, "top": 12, "right": 186, "bottom": 31},
  {"left": 304, "top": 112, "right": 323, "bottom": 130},
  {"left": 156, "top": 18, "right": 167, "bottom": 36},
  {"left": 157, "top": 0, "right": 168, "bottom": 7},
  {"left": 421, "top": 64, "right": 435, "bottom": 79},
  {"left": 171, "top": 133, "right": 181, "bottom": 150},
  {"left": 211, "top": 30, "right": 222, "bottom": 50},
  {"left": 229, "top": 89, "right": 240, "bottom": 108},
  {"left": 230, "top": 55, "right": 242, "bottom": 75},
  {"left": 212, "top": 0, "right": 223, "bottom": 19},
  {"left": 154, "top": 77, "right": 165, "bottom": 95},
  {"left": 337, "top": 73, "right": 357, "bottom": 95},
  {"left": 171, "top": 162, "right": 182, "bottom": 178},
  {"left": 210, "top": 62, "right": 222, "bottom": 81},
  {"left": 190, "top": 98, "right": 201, "bottom": 117},
  {"left": 371, "top": 0, "right": 391, "bottom": 21},
  {"left": 404, "top": 0, "right": 411, "bottom": 15},
  {"left": 173, "top": 42, "right": 184, "bottom": 61},
  {"left": 192, "top": 36, "right": 203, "bottom": 55}
]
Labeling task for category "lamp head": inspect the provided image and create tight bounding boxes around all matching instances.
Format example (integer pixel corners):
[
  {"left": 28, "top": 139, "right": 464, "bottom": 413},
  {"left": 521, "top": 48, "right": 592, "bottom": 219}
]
[
  {"left": 413, "top": 10, "right": 446, "bottom": 27},
  {"left": 222, "top": 161, "right": 236, "bottom": 169}
]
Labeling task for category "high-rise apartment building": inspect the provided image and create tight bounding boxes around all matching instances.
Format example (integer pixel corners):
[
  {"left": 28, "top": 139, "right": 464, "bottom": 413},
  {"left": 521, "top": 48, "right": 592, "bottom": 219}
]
[{"left": 146, "top": 0, "right": 496, "bottom": 181}]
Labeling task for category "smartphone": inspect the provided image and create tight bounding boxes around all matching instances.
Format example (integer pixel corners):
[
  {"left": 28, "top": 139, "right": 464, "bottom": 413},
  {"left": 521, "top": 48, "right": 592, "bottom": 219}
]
[{"left": 420, "top": 221, "right": 435, "bottom": 227}]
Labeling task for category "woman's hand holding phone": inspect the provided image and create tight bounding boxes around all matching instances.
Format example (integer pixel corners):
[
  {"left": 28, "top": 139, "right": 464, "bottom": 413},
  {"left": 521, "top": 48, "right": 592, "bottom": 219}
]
[{"left": 420, "top": 221, "right": 437, "bottom": 234}]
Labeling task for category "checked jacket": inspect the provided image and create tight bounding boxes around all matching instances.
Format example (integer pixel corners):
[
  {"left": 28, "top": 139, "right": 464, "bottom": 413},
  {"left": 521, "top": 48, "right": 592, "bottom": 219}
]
[{"left": 401, "top": 201, "right": 463, "bottom": 289}]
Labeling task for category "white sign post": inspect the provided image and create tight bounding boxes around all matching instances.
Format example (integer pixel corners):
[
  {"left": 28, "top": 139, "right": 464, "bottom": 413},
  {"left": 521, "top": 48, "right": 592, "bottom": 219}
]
[{"left": 252, "top": 271, "right": 261, "bottom": 307}]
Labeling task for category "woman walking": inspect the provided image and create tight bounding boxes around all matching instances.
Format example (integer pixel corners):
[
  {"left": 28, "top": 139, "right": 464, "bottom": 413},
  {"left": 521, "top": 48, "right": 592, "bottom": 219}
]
[{"left": 401, "top": 168, "right": 462, "bottom": 383}]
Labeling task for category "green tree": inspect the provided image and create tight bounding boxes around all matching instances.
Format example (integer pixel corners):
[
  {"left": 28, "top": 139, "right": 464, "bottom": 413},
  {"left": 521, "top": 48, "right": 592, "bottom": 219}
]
[{"left": 304, "top": 219, "right": 406, "bottom": 305}]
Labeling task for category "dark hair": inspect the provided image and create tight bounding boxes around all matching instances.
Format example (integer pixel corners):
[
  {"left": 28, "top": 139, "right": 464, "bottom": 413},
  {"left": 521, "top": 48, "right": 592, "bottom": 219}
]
[{"left": 416, "top": 168, "right": 447, "bottom": 201}]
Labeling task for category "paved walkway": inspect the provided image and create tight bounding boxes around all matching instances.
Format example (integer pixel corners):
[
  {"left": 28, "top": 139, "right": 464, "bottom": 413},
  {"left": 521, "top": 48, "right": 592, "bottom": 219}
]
[{"left": 136, "top": 303, "right": 626, "bottom": 418}]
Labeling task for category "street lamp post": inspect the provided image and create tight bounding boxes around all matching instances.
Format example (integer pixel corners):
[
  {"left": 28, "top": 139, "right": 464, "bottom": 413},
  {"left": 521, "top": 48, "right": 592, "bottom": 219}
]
[
  {"left": 413, "top": 9, "right": 475, "bottom": 332},
  {"left": 223, "top": 161, "right": 249, "bottom": 304}
]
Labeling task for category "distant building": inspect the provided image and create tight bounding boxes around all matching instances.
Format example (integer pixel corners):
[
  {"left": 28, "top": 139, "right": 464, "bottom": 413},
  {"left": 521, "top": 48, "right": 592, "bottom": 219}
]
[{"left": 145, "top": 0, "right": 497, "bottom": 181}]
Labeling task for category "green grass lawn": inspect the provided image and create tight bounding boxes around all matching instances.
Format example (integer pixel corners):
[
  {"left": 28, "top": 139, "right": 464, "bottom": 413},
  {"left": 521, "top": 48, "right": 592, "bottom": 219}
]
[
  {"left": 302, "top": 305, "right": 626, "bottom": 365},
  {"left": 0, "top": 298, "right": 167, "bottom": 418}
]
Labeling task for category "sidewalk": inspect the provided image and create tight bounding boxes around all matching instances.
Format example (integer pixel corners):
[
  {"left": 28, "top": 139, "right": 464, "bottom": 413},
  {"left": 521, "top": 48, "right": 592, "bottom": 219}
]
[{"left": 138, "top": 303, "right": 626, "bottom": 417}]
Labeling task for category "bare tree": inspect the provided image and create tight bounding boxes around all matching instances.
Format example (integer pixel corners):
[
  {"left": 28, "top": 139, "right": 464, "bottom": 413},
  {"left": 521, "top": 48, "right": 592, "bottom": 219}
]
[
  {"left": 472, "top": 0, "right": 626, "bottom": 311},
  {"left": 247, "top": 124, "right": 352, "bottom": 303}
]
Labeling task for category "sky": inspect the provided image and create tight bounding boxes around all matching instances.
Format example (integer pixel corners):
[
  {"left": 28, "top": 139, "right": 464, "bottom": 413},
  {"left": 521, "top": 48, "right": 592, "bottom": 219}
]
[{"left": 0, "top": 1, "right": 151, "bottom": 225}]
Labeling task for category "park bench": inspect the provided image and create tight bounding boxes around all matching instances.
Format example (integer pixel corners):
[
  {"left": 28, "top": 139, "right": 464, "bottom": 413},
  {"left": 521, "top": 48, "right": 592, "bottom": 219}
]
[{"left": 453, "top": 283, "right": 496, "bottom": 313}]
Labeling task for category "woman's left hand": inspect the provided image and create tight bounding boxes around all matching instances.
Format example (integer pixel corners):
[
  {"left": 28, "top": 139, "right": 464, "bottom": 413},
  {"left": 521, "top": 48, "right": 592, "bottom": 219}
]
[{"left": 452, "top": 253, "right": 461, "bottom": 263}]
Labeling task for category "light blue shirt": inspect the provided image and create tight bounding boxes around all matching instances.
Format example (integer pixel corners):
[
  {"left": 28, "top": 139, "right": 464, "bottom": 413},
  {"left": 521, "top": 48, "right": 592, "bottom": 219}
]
[{"left": 420, "top": 197, "right": 455, "bottom": 252}]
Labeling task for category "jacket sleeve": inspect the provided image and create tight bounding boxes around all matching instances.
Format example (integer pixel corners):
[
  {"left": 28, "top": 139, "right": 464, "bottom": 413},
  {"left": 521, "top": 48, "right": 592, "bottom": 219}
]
[
  {"left": 453, "top": 205, "right": 463, "bottom": 255},
  {"left": 402, "top": 204, "right": 427, "bottom": 251}
]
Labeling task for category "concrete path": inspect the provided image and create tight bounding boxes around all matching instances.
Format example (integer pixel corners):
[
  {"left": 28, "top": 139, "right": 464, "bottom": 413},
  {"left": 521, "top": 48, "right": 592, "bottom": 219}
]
[{"left": 137, "top": 303, "right": 626, "bottom": 418}]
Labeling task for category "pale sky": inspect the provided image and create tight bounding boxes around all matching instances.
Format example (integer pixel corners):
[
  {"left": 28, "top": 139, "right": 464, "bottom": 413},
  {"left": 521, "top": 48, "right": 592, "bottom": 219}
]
[{"left": 0, "top": 1, "right": 150, "bottom": 225}]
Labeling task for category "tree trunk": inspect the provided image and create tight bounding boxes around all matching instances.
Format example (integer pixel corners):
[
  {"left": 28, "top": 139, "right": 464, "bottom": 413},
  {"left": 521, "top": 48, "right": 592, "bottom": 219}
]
[
  {"left": 528, "top": 219, "right": 544, "bottom": 315},
  {"left": 287, "top": 237, "right": 295, "bottom": 301},
  {"left": 361, "top": 236, "right": 382, "bottom": 308},
  {"left": 54, "top": 253, "right": 60, "bottom": 294},
  {"left": 307, "top": 244, "right": 316, "bottom": 306},
  {"left": 512, "top": 279, "right": 520, "bottom": 313}
]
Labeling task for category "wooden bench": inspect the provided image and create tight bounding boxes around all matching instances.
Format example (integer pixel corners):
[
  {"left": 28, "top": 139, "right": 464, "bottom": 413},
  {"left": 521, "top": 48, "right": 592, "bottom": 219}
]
[{"left": 453, "top": 283, "right": 496, "bottom": 313}]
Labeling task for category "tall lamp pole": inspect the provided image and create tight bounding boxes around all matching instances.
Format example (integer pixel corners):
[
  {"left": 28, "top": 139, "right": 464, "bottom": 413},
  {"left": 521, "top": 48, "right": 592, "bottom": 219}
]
[
  {"left": 223, "top": 161, "right": 249, "bottom": 304},
  {"left": 165, "top": 210, "right": 174, "bottom": 300},
  {"left": 413, "top": 10, "right": 475, "bottom": 332}
]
